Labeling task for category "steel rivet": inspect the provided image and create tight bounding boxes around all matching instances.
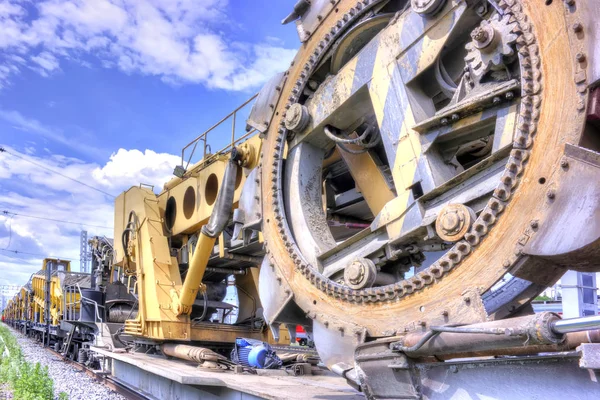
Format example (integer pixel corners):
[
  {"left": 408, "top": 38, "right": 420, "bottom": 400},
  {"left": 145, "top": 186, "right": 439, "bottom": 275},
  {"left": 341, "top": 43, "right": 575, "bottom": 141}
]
[
  {"left": 560, "top": 160, "right": 569, "bottom": 169},
  {"left": 547, "top": 190, "right": 556, "bottom": 200},
  {"left": 530, "top": 220, "right": 539, "bottom": 229},
  {"left": 565, "top": 0, "right": 575, "bottom": 5},
  {"left": 572, "top": 22, "right": 583, "bottom": 33},
  {"left": 502, "top": 260, "right": 511, "bottom": 268},
  {"left": 440, "top": 117, "right": 449, "bottom": 126},
  {"left": 505, "top": 91, "right": 514, "bottom": 100},
  {"left": 576, "top": 52, "right": 586, "bottom": 63}
]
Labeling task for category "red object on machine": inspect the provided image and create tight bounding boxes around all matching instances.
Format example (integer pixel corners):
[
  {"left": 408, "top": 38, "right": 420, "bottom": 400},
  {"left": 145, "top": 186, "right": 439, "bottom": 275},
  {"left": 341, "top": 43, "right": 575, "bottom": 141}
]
[{"left": 296, "top": 325, "right": 308, "bottom": 345}]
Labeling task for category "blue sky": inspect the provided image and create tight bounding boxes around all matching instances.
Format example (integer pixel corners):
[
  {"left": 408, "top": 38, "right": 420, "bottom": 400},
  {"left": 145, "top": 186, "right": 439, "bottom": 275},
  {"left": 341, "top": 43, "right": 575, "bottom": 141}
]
[{"left": 0, "top": 0, "right": 299, "bottom": 291}]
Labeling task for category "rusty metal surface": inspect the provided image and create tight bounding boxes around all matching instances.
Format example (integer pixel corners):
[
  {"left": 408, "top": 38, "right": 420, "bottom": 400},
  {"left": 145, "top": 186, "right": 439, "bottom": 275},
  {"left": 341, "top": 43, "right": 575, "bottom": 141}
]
[
  {"left": 7, "top": 1, "right": 600, "bottom": 398},
  {"left": 396, "top": 312, "right": 562, "bottom": 358},
  {"left": 258, "top": 0, "right": 600, "bottom": 394},
  {"left": 523, "top": 144, "right": 600, "bottom": 271},
  {"left": 434, "top": 329, "right": 600, "bottom": 360}
]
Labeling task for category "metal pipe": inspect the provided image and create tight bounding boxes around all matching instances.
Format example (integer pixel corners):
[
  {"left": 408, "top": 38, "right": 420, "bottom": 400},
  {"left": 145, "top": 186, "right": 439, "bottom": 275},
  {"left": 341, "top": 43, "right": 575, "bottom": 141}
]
[
  {"left": 176, "top": 154, "right": 240, "bottom": 316},
  {"left": 222, "top": 252, "right": 263, "bottom": 264},
  {"left": 398, "top": 312, "right": 562, "bottom": 358},
  {"left": 551, "top": 315, "right": 600, "bottom": 334},
  {"left": 202, "top": 155, "right": 240, "bottom": 238},
  {"left": 161, "top": 344, "right": 226, "bottom": 365},
  {"left": 205, "top": 267, "right": 247, "bottom": 275},
  {"left": 435, "top": 329, "right": 600, "bottom": 360}
]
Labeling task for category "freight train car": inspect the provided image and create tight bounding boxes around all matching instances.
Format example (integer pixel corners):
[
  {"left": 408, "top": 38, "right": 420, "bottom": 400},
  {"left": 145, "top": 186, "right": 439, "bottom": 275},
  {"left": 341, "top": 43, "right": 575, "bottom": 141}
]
[
  {"left": 2, "top": 252, "right": 134, "bottom": 365},
  {"left": 3, "top": 1, "right": 600, "bottom": 398}
]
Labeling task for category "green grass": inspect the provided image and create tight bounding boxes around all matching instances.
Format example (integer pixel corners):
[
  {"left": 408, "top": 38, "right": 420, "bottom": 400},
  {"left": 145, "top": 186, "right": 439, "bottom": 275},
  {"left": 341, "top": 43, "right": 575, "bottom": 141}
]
[{"left": 0, "top": 324, "right": 67, "bottom": 400}]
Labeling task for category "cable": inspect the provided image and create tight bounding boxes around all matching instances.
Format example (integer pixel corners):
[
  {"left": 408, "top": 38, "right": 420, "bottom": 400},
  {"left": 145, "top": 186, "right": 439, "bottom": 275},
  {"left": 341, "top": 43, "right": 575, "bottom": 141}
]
[
  {"left": 324, "top": 125, "right": 381, "bottom": 154},
  {"left": 0, "top": 248, "right": 76, "bottom": 261},
  {"left": 0, "top": 147, "right": 116, "bottom": 198},
  {"left": 324, "top": 125, "right": 373, "bottom": 145},
  {"left": 1, "top": 210, "right": 112, "bottom": 230}
]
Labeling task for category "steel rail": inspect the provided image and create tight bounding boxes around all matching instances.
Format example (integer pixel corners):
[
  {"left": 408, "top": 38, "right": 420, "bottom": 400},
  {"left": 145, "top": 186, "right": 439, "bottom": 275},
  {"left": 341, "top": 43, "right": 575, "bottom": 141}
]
[{"left": 44, "top": 346, "right": 151, "bottom": 400}]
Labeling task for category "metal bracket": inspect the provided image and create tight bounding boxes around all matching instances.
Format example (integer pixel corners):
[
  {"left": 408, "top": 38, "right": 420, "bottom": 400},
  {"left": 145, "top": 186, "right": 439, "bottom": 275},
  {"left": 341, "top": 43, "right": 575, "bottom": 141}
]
[
  {"left": 246, "top": 72, "right": 286, "bottom": 134},
  {"left": 355, "top": 339, "right": 422, "bottom": 399}
]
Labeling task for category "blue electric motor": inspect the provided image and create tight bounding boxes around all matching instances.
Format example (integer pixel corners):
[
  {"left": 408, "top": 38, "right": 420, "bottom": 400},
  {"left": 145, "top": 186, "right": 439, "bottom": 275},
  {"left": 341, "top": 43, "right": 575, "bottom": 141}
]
[{"left": 233, "top": 338, "right": 282, "bottom": 369}]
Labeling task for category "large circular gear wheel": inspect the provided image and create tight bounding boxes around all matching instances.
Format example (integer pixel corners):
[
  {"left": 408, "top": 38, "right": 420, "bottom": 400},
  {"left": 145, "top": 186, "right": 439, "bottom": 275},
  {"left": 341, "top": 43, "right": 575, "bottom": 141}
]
[{"left": 260, "top": 0, "right": 593, "bottom": 383}]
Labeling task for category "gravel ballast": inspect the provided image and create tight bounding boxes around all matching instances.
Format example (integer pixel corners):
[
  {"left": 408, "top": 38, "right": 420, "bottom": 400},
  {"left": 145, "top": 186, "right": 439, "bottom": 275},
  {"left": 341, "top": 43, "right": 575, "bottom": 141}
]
[{"left": 10, "top": 328, "right": 126, "bottom": 400}]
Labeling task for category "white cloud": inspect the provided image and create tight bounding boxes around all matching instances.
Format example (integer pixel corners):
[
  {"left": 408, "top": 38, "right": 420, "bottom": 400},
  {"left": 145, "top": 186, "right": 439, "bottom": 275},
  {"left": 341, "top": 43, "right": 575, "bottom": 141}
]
[
  {"left": 0, "top": 0, "right": 296, "bottom": 90},
  {"left": 0, "top": 145, "right": 180, "bottom": 286},
  {"left": 92, "top": 148, "right": 180, "bottom": 190},
  {"left": 30, "top": 51, "right": 60, "bottom": 76}
]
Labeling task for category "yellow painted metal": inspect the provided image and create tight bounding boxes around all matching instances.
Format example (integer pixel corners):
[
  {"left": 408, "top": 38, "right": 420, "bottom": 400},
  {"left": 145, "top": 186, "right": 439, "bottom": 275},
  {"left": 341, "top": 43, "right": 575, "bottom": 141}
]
[
  {"left": 158, "top": 135, "right": 262, "bottom": 238},
  {"left": 112, "top": 123, "right": 267, "bottom": 341},
  {"left": 376, "top": 3, "right": 467, "bottom": 237},
  {"left": 115, "top": 186, "right": 190, "bottom": 340},
  {"left": 29, "top": 258, "right": 72, "bottom": 326},
  {"left": 175, "top": 232, "right": 215, "bottom": 316},
  {"left": 337, "top": 140, "right": 395, "bottom": 216}
]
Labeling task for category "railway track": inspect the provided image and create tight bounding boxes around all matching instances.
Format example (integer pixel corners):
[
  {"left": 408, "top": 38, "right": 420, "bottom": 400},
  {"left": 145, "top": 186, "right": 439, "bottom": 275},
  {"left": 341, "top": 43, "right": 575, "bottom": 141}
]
[{"left": 43, "top": 346, "right": 150, "bottom": 400}]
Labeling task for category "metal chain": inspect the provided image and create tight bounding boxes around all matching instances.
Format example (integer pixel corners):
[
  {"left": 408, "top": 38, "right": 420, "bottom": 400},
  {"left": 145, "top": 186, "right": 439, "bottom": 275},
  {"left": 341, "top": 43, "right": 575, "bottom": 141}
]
[{"left": 265, "top": 0, "right": 542, "bottom": 304}]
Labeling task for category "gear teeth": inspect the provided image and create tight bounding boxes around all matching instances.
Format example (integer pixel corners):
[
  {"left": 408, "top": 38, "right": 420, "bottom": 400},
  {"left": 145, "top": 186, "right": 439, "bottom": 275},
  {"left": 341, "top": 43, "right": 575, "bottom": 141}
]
[
  {"left": 429, "top": 266, "right": 444, "bottom": 279},
  {"left": 439, "top": 257, "right": 453, "bottom": 272},
  {"left": 411, "top": 277, "right": 423, "bottom": 290},
  {"left": 402, "top": 282, "right": 414, "bottom": 294},
  {"left": 260, "top": 0, "right": 541, "bottom": 306},
  {"left": 472, "top": 221, "right": 489, "bottom": 236},
  {"left": 464, "top": 232, "right": 480, "bottom": 246}
]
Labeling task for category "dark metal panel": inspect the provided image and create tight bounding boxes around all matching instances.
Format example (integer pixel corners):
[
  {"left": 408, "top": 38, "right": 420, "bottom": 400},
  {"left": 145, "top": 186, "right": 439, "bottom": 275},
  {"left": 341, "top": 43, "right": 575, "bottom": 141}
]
[{"left": 246, "top": 72, "right": 286, "bottom": 133}]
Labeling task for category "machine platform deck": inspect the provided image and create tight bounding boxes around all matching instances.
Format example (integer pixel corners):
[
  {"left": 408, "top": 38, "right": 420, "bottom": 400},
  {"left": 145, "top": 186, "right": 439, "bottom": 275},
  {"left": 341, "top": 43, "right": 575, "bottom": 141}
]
[
  {"left": 91, "top": 346, "right": 364, "bottom": 400},
  {"left": 92, "top": 344, "right": 600, "bottom": 399}
]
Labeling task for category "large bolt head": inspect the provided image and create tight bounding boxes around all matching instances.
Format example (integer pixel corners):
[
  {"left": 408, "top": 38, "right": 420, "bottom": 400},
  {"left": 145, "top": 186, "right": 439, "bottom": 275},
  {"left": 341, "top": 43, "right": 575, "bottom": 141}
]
[
  {"left": 471, "top": 24, "right": 496, "bottom": 50},
  {"left": 346, "top": 261, "right": 364, "bottom": 285},
  {"left": 412, "top": 0, "right": 447, "bottom": 16},
  {"left": 344, "top": 258, "right": 377, "bottom": 290},
  {"left": 284, "top": 103, "right": 310, "bottom": 132},
  {"left": 440, "top": 210, "right": 461, "bottom": 233},
  {"left": 435, "top": 204, "right": 476, "bottom": 242}
]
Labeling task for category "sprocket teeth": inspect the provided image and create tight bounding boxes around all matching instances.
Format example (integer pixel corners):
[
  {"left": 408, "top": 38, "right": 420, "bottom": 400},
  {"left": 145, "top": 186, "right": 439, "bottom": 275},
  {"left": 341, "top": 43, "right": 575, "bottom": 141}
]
[{"left": 263, "top": 0, "right": 541, "bottom": 306}]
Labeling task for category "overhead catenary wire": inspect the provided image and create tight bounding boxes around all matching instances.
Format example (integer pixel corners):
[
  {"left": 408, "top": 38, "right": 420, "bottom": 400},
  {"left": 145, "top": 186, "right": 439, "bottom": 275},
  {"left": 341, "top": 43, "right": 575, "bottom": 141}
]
[
  {"left": 0, "top": 147, "right": 116, "bottom": 198},
  {"left": 1, "top": 210, "right": 113, "bottom": 230},
  {"left": 0, "top": 248, "right": 76, "bottom": 261}
]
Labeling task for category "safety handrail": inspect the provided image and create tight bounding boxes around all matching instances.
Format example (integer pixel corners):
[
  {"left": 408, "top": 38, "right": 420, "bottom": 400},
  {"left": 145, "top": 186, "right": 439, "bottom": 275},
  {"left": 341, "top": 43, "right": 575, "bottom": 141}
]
[{"left": 181, "top": 93, "right": 259, "bottom": 171}]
